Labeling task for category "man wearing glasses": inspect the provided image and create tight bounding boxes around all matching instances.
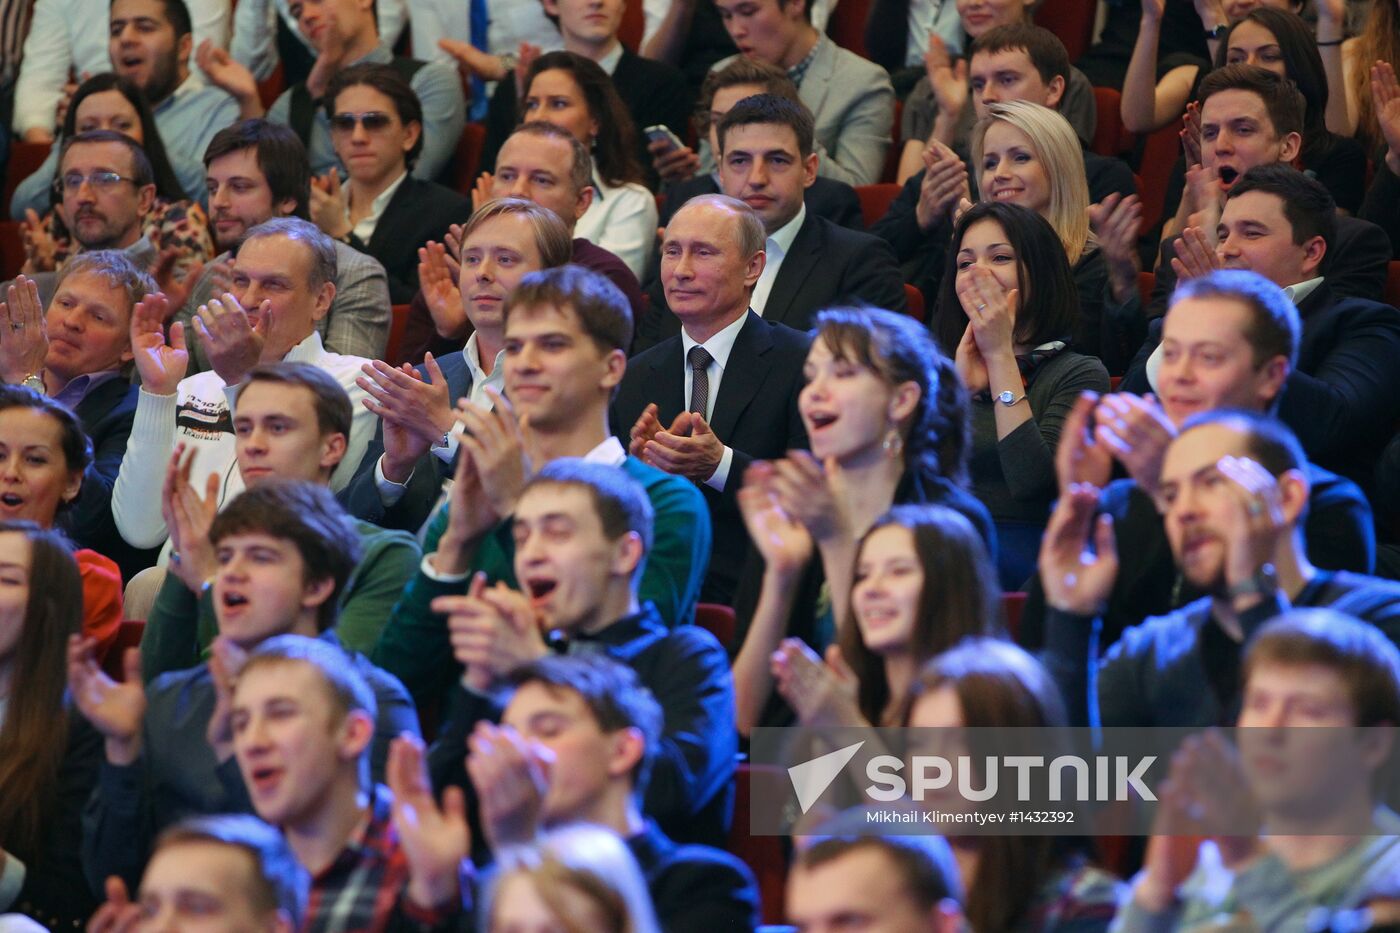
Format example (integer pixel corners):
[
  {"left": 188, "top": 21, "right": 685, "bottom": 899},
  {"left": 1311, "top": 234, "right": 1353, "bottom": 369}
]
[{"left": 7, "top": 129, "right": 157, "bottom": 306}]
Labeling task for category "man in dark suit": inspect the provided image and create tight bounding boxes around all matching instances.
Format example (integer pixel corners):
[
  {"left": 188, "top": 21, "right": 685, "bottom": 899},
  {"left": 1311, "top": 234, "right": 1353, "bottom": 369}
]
[
  {"left": 617, "top": 194, "right": 809, "bottom": 604},
  {"left": 1136, "top": 66, "right": 1392, "bottom": 321},
  {"left": 317, "top": 64, "right": 469, "bottom": 304},
  {"left": 1120, "top": 165, "right": 1400, "bottom": 493},
  {"left": 0, "top": 252, "right": 158, "bottom": 580},
  {"left": 653, "top": 58, "right": 864, "bottom": 232},
  {"left": 452, "top": 653, "right": 759, "bottom": 931},
  {"left": 636, "top": 95, "right": 904, "bottom": 352}
]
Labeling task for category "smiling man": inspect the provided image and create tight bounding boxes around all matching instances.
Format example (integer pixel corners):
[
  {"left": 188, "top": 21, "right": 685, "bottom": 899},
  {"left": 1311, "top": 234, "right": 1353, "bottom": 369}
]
[
  {"left": 617, "top": 193, "right": 809, "bottom": 603},
  {"left": 0, "top": 253, "right": 162, "bottom": 579},
  {"left": 1133, "top": 66, "right": 1392, "bottom": 321},
  {"left": 1039, "top": 408, "right": 1400, "bottom": 730},
  {"left": 113, "top": 217, "right": 378, "bottom": 555},
  {"left": 372, "top": 264, "right": 711, "bottom": 740},
  {"left": 1124, "top": 165, "right": 1400, "bottom": 490},
  {"left": 71, "top": 479, "right": 418, "bottom": 895},
  {"left": 425, "top": 459, "right": 736, "bottom": 847},
  {"left": 176, "top": 119, "right": 392, "bottom": 373},
  {"left": 1020, "top": 268, "right": 1376, "bottom": 651},
  {"left": 138, "top": 362, "right": 420, "bottom": 679}
]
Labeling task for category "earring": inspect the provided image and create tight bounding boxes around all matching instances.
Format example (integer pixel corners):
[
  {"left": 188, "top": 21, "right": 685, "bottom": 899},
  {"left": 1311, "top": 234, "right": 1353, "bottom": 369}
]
[{"left": 881, "top": 430, "right": 904, "bottom": 459}]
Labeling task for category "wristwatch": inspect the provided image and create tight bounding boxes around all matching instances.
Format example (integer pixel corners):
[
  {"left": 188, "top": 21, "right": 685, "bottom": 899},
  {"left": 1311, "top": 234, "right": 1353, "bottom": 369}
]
[
  {"left": 430, "top": 431, "right": 452, "bottom": 451},
  {"left": 20, "top": 372, "right": 44, "bottom": 394},
  {"left": 1226, "top": 562, "right": 1278, "bottom": 600},
  {"left": 1204, "top": 23, "right": 1229, "bottom": 39},
  {"left": 995, "top": 389, "right": 1026, "bottom": 407}
]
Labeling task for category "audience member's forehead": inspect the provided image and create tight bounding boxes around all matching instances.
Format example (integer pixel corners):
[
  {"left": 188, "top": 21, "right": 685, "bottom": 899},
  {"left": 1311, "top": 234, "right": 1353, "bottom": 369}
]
[
  {"left": 517, "top": 482, "right": 597, "bottom": 520},
  {"left": 1222, "top": 188, "right": 1287, "bottom": 221},
  {"left": 238, "top": 233, "right": 314, "bottom": 276},
  {"left": 970, "top": 45, "right": 1035, "bottom": 70},
  {"left": 499, "top": 132, "right": 574, "bottom": 173},
  {"left": 1165, "top": 421, "right": 1251, "bottom": 467},
  {"left": 237, "top": 379, "right": 317, "bottom": 414},
  {"left": 61, "top": 140, "right": 137, "bottom": 175},
  {"left": 667, "top": 202, "right": 744, "bottom": 245},
  {"left": 505, "top": 300, "right": 588, "bottom": 335},
  {"left": 111, "top": 0, "right": 173, "bottom": 24},
  {"left": 55, "top": 270, "right": 131, "bottom": 309},
  {"left": 144, "top": 839, "right": 259, "bottom": 893},
  {"left": 1202, "top": 88, "right": 1271, "bottom": 121},
  {"left": 723, "top": 119, "right": 801, "bottom": 152},
  {"left": 1166, "top": 294, "right": 1253, "bottom": 331},
  {"left": 233, "top": 657, "right": 333, "bottom": 705}
]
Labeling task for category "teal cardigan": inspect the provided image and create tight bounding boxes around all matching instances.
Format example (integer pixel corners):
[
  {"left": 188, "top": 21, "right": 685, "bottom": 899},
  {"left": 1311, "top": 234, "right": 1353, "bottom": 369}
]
[{"left": 369, "top": 456, "right": 712, "bottom": 708}]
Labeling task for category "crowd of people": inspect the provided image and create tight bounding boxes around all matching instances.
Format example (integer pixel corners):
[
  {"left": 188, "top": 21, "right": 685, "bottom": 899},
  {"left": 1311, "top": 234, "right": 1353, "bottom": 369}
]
[{"left": 0, "top": 0, "right": 1397, "bottom": 928}]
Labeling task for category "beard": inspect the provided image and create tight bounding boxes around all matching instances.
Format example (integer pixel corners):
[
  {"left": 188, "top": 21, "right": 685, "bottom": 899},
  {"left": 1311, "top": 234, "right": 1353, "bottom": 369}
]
[{"left": 142, "top": 53, "right": 181, "bottom": 106}]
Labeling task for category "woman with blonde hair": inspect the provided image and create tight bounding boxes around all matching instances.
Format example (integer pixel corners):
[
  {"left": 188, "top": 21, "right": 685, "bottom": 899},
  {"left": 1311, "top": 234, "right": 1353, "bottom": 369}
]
[
  {"left": 968, "top": 101, "right": 1125, "bottom": 371},
  {"left": 485, "top": 824, "right": 662, "bottom": 933},
  {"left": 1318, "top": 0, "right": 1400, "bottom": 151}
]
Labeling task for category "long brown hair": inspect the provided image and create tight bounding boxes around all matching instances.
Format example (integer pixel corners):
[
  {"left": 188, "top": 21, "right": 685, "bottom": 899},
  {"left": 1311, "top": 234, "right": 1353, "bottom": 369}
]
[
  {"left": 1346, "top": 0, "right": 1400, "bottom": 152},
  {"left": 902, "top": 638, "right": 1076, "bottom": 933},
  {"left": 521, "top": 52, "right": 646, "bottom": 189},
  {"left": 839, "top": 506, "right": 1002, "bottom": 725},
  {"left": 0, "top": 522, "right": 83, "bottom": 860}
]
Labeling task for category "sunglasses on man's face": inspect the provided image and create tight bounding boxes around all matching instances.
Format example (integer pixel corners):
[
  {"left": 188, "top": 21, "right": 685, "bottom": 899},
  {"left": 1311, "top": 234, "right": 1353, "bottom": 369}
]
[{"left": 329, "top": 111, "right": 395, "bottom": 133}]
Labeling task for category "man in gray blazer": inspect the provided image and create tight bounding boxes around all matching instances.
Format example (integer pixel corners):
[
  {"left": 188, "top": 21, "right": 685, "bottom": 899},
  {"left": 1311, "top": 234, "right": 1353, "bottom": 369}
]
[
  {"left": 701, "top": 0, "right": 894, "bottom": 185},
  {"left": 173, "top": 119, "right": 391, "bottom": 373}
]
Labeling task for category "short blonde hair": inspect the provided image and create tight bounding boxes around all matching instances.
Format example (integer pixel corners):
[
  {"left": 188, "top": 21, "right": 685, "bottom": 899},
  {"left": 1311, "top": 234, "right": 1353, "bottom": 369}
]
[
  {"left": 464, "top": 197, "right": 574, "bottom": 269},
  {"left": 970, "top": 100, "right": 1091, "bottom": 265}
]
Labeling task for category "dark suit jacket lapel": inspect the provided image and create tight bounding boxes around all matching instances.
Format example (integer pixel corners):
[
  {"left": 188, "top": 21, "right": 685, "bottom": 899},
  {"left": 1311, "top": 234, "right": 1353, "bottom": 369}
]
[
  {"left": 765, "top": 213, "right": 822, "bottom": 327},
  {"left": 648, "top": 339, "right": 688, "bottom": 425},
  {"left": 74, "top": 376, "right": 134, "bottom": 430},
  {"left": 709, "top": 311, "right": 770, "bottom": 439},
  {"left": 366, "top": 176, "right": 420, "bottom": 256},
  {"left": 1295, "top": 281, "right": 1334, "bottom": 321}
]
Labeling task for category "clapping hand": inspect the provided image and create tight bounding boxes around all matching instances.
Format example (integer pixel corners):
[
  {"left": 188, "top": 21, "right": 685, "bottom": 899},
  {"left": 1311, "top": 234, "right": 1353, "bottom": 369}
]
[
  {"left": 925, "top": 34, "right": 969, "bottom": 120},
  {"left": 1088, "top": 193, "right": 1144, "bottom": 304},
  {"left": 194, "top": 292, "right": 270, "bottom": 385},
  {"left": 130, "top": 292, "right": 187, "bottom": 395},
  {"left": 68, "top": 634, "right": 146, "bottom": 765},
  {"left": 916, "top": 142, "right": 969, "bottom": 232},
  {"left": 161, "top": 443, "right": 220, "bottom": 592},
  {"left": 1093, "top": 392, "right": 1176, "bottom": 497},
  {"left": 419, "top": 241, "right": 466, "bottom": 338},
  {"left": 21, "top": 209, "right": 58, "bottom": 274},
  {"left": 86, "top": 877, "right": 141, "bottom": 933},
  {"left": 358, "top": 354, "right": 454, "bottom": 483},
  {"left": 1170, "top": 225, "right": 1222, "bottom": 282},
  {"left": 1371, "top": 62, "right": 1400, "bottom": 174},
  {"left": 388, "top": 733, "right": 470, "bottom": 910},
  {"left": 466, "top": 721, "right": 553, "bottom": 848},
  {"left": 434, "top": 572, "right": 548, "bottom": 691},
  {"left": 738, "top": 461, "right": 815, "bottom": 577},
  {"left": 0, "top": 275, "right": 49, "bottom": 384},
  {"left": 771, "top": 639, "right": 863, "bottom": 727},
  {"left": 957, "top": 264, "right": 1018, "bottom": 360},
  {"left": 1055, "top": 391, "right": 1113, "bottom": 491},
  {"left": 309, "top": 170, "right": 352, "bottom": 240},
  {"left": 1038, "top": 483, "right": 1118, "bottom": 616}
]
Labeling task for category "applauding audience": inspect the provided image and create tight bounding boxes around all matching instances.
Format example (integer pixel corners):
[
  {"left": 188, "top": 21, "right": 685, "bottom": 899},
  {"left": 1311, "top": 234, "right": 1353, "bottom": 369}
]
[
  {"left": 113, "top": 217, "right": 376, "bottom": 552},
  {"left": 458, "top": 654, "right": 759, "bottom": 930},
  {"left": 73, "top": 480, "right": 418, "bottom": 892},
  {"left": 427, "top": 460, "right": 733, "bottom": 845},
  {"left": 1117, "top": 610, "right": 1400, "bottom": 931},
  {"left": 1022, "top": 269, "right": 1376, "bottom": 650},
  {"left": 179, "top": 119, "right": 392, "bottom": 372}
]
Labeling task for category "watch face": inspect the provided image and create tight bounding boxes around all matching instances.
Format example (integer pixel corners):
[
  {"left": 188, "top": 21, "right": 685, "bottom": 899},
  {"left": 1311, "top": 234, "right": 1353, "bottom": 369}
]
[{"left": 997, "top": 390, "right": 1013, "bottom": 404}]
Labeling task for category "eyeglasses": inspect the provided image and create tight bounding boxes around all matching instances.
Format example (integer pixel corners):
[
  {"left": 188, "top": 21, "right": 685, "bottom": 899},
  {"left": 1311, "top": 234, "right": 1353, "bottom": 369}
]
[
  {"left": 329, "top": 111, "right": 395, "bottom": 133},
  {"left": 59, "top": 171, "right": 137, "bottom": 192}
]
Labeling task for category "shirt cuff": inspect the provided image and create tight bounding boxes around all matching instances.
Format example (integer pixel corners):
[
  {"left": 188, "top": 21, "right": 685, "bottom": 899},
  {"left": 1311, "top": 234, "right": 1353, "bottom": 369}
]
[
  {"left": 375, "top": 454, "right": 411, "bottom": 506},
  {"left": 0, "top": 850, "right": 27, "bottom": 912},
  {"left": 703, "top": 445, "right": 735, "bottom": 492},
  {"left": 421, "top": 553, "right": 470, "bottom": 584},
  {"left": 432, "top": 433, "right": 460, "bottom": 465}
]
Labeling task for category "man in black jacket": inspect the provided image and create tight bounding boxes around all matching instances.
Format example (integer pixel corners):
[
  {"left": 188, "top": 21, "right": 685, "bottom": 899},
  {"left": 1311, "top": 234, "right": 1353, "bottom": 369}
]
[
  {"left": 1120, "top": 165, "right": 1400, "bottom": 492},
  {"left": 426, "top": 459, "right": 735, "bottom": 847},
  {"left": 616, "top": 193, "right": 809, "bottom": 603},
  {"left": 465, "top": 654, "right": 759, "bottom": 932},
  {"left": 1019, "top": 268, "right": 1376, "bottom": 651},
  {"left": 0, "top": 252, "right": 158, "bottom": 580},
  {"left": 637, "top": 95, "right": 904, "bottom": 350}
]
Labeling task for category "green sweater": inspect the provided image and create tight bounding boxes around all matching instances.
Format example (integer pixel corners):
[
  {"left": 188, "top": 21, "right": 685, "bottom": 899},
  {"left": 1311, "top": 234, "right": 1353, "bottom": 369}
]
[
  {"left": 370, "top": 456, "right": 712, "bottom": 708},
  {"left": 140, "top": 519, "right": 422, "bottom": 682},
  {"left": 1112, "top": 809, "right": 1400, "bottom": 933}
]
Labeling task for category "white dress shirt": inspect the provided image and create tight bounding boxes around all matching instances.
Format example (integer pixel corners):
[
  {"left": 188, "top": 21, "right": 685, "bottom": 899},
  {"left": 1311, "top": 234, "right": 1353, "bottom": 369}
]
[
  {"left": 749, "top": 203, "right": 806, "bottom": 317},
  {"left": 351, "top": 171, "right": 409, "bottom": 243},
  {"left": 407, "top": 0, "right": 560, "bottom": 63},
  {"left": 374, "top": 331, "right": 505, "bottom": 503},
  {"left": 575, "top": 175, "right": 659, "bottom": 281},
  {"left": 681, "top": 310, "right": 748, "bottom": 491},
  {"left": 1144, "top": 275, "right": 1325, "bottom": 392}
]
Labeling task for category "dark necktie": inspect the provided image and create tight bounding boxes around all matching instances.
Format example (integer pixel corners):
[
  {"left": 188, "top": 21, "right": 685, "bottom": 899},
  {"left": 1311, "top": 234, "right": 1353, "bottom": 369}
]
[{"left": 688, "top": 345, "right": 713, "bottom": 416}]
